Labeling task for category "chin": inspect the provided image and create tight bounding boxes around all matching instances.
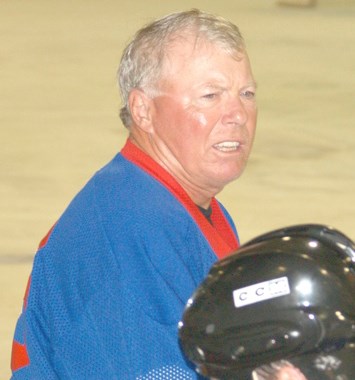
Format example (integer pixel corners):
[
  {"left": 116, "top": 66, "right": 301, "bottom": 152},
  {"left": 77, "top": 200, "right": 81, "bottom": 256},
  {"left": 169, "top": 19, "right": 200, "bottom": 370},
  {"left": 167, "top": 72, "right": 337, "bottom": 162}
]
[
  {"left": 223, "top": 165, "right": 245, "bottom": 180},
  {"left": 214, "top": 171, "right": 243, "bottom": 188}
]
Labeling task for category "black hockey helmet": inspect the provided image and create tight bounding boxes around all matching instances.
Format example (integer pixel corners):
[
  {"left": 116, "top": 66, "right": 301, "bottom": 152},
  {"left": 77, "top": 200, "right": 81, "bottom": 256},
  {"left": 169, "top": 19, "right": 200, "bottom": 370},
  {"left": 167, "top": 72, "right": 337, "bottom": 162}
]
[{"left": 179, "top": 224, "right": 355, "bottom": 379}]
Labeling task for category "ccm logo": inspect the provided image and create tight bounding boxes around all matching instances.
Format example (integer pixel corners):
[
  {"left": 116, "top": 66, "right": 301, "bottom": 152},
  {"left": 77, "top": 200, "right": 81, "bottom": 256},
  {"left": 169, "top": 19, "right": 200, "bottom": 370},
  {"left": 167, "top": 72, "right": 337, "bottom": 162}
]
[{"left": 233, "top": 276, "right": 290, "bottom": 308}]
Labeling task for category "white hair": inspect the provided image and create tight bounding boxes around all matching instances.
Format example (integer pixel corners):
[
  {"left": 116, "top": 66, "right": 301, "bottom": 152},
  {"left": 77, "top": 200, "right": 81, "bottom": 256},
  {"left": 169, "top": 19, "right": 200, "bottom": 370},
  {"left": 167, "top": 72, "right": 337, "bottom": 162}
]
[{"left": 117, "top": 9, "right": 245, "bottom": 128}]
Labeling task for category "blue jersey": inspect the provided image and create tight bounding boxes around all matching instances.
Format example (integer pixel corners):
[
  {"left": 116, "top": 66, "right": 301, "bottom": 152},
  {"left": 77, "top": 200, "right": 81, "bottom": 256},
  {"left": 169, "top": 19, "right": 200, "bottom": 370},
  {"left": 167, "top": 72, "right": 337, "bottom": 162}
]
[{"left": 11, "top": 140, "right": 239, "bottom": 379}]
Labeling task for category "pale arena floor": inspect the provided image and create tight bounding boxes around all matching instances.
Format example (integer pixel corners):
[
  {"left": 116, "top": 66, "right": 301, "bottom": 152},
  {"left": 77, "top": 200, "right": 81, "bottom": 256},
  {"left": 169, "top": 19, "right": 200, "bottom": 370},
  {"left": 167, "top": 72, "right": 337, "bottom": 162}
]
[{"left": 1, "top": 0, "right": 354, "bottom": 378}]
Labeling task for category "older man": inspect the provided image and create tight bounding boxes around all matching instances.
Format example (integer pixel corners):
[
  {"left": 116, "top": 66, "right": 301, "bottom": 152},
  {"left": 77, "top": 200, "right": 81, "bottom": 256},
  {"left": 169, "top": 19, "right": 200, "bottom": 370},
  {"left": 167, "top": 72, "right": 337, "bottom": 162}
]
[{"left": 11, "top": 9, "right": 257, "bottom": 379}]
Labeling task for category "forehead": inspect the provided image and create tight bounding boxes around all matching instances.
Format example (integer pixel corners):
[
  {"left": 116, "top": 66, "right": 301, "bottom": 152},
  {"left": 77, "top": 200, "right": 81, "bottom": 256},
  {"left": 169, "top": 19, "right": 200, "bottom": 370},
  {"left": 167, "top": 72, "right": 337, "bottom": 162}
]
[
  {"left": 163, "top": 34, "right": 241, "bottom": 67},
  {"left": 158, "top": 37, "right": 251, "bottom": 88}
]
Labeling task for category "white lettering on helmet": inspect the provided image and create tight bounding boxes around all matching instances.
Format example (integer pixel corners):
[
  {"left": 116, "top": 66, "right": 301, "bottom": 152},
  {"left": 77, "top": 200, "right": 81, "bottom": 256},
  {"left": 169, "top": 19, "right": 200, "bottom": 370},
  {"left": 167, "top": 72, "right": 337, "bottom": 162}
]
[{"left": 233, "top": 276, "right": 291, "bottom": 308}]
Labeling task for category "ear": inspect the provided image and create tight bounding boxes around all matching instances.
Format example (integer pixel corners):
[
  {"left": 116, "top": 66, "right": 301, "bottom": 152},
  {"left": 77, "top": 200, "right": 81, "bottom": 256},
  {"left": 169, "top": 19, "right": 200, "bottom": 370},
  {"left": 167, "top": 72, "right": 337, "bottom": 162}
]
[{"left": 128, "top": 89, "right": 154, "bottom": 132}]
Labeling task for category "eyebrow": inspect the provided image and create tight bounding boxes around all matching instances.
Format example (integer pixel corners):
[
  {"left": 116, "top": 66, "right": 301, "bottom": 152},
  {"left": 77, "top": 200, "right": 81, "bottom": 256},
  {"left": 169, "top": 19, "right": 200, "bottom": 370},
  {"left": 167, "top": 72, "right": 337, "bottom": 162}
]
[
  {"left": 204, "top": 81, "right": 258, "bottom": 92},
  {"left": 244, "top": 81, "right": 258, "bottom": 89}
]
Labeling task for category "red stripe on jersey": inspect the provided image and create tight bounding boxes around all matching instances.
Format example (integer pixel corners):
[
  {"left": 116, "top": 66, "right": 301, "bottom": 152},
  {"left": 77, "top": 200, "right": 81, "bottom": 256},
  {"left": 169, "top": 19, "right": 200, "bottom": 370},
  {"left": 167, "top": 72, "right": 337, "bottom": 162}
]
[
  {"left": 11, "top": 341, "right": 30, "bottom": 372},
  {"left": 38, "top": 223, "right": 56, "bottom": 250},
  {"left": 121, "top": 139, "right": 239, "bottom": 259}
]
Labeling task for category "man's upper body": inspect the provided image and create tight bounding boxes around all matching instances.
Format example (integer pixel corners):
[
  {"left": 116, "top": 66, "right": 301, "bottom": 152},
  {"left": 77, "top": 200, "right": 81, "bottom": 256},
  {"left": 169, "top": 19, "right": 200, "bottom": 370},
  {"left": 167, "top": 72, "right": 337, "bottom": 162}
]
[
  {"left": 11, "top": 140, "right": 240, "bottom": 379},
  {"left": 11, "top": 9, "right": 258, "bottom": 379}
]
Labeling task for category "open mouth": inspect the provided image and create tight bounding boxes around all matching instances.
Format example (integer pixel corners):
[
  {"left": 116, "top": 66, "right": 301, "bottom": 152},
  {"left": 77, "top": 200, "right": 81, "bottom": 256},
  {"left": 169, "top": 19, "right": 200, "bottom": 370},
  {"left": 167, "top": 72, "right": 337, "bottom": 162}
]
[{"left": 213, "top": 141, "right": 241, "bottom": 152}]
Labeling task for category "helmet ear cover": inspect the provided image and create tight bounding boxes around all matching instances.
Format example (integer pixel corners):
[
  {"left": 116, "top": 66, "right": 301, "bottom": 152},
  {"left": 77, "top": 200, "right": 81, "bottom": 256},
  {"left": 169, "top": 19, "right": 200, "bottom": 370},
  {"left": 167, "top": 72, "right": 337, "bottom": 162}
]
[{"left": 179, "top": 224, "right": 355, "bottom": 379}]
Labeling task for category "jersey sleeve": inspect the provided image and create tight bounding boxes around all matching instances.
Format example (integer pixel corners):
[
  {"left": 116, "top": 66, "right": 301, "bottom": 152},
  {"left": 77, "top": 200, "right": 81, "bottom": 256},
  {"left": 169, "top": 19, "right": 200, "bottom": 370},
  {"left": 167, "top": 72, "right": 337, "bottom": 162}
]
[{"left": 11, "top": 228, "right": 65, "bottom": 379}]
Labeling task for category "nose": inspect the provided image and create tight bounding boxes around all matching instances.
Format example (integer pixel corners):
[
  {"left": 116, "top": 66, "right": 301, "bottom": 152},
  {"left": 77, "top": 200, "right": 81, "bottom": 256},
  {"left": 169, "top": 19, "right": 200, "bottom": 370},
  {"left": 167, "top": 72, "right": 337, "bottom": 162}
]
[{"left": 221, "top": 96, "right": 248, "bottom": 127}]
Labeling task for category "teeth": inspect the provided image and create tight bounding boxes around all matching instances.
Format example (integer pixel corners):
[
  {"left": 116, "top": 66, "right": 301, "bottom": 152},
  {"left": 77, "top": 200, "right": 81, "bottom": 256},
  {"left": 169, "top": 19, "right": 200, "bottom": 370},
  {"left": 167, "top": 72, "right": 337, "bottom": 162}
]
[{"left": 214, "top": 141, "right": 240, "bottom": 152}]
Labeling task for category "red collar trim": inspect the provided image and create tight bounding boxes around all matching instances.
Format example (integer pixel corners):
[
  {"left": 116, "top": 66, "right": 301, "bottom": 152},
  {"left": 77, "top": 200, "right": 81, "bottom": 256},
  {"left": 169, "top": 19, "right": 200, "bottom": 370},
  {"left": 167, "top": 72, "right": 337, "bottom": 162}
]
[{"left": 121, "top": 139, "right": 239, "bottom": 259}]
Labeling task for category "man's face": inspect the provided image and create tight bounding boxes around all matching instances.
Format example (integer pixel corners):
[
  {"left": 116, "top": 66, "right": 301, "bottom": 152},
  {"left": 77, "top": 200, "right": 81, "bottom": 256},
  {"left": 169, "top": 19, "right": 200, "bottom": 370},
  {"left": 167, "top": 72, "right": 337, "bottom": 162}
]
[{"left": 148, "top": 38, "right": 257, "bottom": 198}]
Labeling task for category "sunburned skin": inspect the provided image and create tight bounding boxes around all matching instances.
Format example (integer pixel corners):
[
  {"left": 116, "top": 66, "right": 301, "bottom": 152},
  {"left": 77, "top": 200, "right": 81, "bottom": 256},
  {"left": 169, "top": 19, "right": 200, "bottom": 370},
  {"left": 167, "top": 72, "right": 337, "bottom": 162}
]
[
  {"left": 129, "top": 36, "right": 258, "bottom": 208},
  {"left": 191, "top": 111, "right": 242, "bottom": 153}
]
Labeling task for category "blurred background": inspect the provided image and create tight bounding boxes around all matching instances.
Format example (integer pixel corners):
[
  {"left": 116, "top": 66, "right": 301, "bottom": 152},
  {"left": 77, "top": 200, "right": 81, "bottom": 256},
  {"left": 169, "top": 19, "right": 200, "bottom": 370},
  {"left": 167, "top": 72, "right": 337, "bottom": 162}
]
[{"left": 1, "top": 0, "right": 354, "bottom": 377}]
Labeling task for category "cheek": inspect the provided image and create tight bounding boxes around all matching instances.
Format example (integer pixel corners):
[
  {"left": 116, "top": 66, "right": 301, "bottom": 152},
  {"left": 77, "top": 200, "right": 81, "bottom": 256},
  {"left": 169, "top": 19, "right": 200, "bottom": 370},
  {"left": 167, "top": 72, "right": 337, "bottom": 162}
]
[
  {"left": 248, "top": 109, "right": 258, "bottom": 137},
  {"left": 190, "top": 109, "right": 222, "bottom": 133},
  {"left": 191, "top": 112, "right": 208, "bottom": 127}
]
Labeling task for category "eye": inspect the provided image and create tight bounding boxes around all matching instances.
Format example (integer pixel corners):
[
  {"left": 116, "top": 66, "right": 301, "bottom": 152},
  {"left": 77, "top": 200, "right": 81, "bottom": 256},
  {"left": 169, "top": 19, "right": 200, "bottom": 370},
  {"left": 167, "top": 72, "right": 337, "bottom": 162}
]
[
  {"left": 241, "top": 90, "right": 256, "bottom": 100},
  {"left": 202, "top": 92, "right": 218, "bottom": 100}
]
